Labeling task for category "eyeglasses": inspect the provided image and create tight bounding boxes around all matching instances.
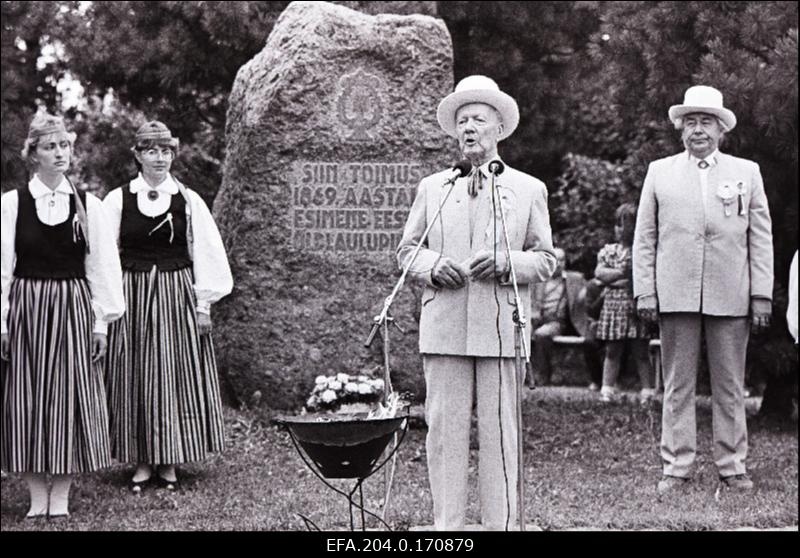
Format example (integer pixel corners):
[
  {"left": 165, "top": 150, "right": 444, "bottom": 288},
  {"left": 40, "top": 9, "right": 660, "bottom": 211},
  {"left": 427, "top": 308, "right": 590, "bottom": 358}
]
[{"left": 141, "top": 148, "right": 174, "bottom": 160}]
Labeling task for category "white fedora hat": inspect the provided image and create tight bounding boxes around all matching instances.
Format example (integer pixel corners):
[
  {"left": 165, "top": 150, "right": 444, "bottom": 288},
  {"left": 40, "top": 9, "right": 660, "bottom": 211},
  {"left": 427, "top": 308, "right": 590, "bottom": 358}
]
[
  {"left": 437, "top": 75, "right": 520, "bottom": 141},
  {"left": 668, "top": 85, "right": 737, "bottom": 131}
]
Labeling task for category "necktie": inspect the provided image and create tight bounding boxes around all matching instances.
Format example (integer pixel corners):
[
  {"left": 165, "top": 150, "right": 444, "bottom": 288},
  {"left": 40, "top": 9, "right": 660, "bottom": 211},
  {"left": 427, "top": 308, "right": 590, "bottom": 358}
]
[
  {"left": 697, "top": 159, "right": 710, "bottom": 216},
  {"left": 468, "top": 169, "right": 483, "bottom": 197}
]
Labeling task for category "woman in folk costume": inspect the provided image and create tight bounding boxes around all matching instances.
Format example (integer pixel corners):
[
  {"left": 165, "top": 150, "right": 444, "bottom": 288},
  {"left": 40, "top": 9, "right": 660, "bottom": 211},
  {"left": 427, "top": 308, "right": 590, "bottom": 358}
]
[
  {"left": 1, "top": 113, "right": 125, "bottom": 518},
  {"left": 103, "top": 121, "right": 233, "bottom": 492}
]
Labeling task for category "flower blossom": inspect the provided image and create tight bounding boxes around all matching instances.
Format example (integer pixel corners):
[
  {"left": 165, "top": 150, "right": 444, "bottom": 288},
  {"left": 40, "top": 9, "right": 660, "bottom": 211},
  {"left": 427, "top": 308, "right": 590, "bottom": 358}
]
[
  {"left": 345, "top": 382, "right": 359, "bottom": 393},
  {"left": 358, "top": 383, "right": 373, "bottom": 395}
]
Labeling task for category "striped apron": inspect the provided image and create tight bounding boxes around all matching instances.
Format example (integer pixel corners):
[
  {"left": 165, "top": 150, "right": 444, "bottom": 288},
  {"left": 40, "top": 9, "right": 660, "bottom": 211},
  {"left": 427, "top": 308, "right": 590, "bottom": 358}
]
[
  {"left": 104, "top": 266, "right": 225, "bottom": 465},
  {"left": 1, "top": 278, "right": 112, "bottom": 474}
]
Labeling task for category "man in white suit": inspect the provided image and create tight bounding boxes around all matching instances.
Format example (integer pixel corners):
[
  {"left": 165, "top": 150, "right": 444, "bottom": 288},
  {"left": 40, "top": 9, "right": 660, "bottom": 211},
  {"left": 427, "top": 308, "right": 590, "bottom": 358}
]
[
  {"left": 397, "top": 75, "right": 556, "bottom": 530},
  {"left": 633, "top": 85, "right": 774, "bottom": 494}
]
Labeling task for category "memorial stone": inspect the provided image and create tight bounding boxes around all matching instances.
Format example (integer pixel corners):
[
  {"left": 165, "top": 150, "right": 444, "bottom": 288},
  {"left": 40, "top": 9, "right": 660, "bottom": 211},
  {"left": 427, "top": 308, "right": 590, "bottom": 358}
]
[{"left": 213, "top": 1, "right": 454, "bottom": 409}]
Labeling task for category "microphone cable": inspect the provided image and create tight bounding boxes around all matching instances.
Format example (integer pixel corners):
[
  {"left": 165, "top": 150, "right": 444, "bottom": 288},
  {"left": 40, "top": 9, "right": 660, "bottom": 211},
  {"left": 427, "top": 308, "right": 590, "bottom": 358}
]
[
  {"left": 404, "top": 161, "right": 469, "bottom": 280},
  {"left": 424, "top": 177, "right": 450, "bottom": 285},
  {"left": 489, "top": 170, "right": 512, "bottom": 531},
  {"left": 427, "top": 161, "right": 470, "bottom": 278}
]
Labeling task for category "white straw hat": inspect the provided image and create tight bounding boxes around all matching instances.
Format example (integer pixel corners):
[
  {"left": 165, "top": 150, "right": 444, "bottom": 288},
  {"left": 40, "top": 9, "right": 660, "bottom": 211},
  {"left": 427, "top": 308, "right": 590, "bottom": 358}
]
[
  {"left": 668, "top": 85, "right": 737, "bottom": 131},
  {"left": 437, "top": 75, "right": 520, "bottom": 141}
]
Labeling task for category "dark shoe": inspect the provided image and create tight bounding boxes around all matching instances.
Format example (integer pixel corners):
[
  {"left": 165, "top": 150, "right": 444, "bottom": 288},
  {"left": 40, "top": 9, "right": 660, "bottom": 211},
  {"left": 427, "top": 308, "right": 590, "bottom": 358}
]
[
  {"left": 657, "top": 475, "right": 690, "bottom": 495},
  {"left": 129, "top": 476, "right": 151, "bottom": 494},
  {"left": 720, "top": 474, "right": 754, "bottom": 491},
  {"left": 156, "top": 475, "right": 180, "bottom": 492}
]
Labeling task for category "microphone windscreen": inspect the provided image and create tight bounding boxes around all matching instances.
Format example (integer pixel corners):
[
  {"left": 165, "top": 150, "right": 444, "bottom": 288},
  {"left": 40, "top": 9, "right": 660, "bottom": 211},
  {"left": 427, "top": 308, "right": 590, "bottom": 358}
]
[
  {"left": 453, "top": 159, "right": 472, "bottom": 177},
  {"left": 488, "top": 160, "right": 505, "bottom": 175}
]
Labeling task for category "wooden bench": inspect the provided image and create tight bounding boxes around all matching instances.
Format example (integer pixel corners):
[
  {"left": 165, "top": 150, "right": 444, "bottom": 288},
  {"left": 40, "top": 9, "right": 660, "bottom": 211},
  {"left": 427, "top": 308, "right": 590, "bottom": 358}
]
[
  {"left": 549, "top": 335, "right": 663, "bottom": 391},
  {"left": 552, "top": 335, "right": 587, "bottom": 346}
]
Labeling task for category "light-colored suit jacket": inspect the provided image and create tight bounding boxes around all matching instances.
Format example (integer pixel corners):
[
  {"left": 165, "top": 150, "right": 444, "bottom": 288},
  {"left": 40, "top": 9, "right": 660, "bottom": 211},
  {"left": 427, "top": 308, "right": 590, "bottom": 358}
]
[
  {"left": 397, "top": 160, "right": 556, "bottom": 357},
  {"left": 633, "top": 151, "right": 773, "bottom": 316}
]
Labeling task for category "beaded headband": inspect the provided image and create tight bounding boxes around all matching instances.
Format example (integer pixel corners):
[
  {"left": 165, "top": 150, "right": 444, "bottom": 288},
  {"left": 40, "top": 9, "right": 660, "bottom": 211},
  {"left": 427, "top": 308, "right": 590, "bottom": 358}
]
[
  {"left": 27, "top": 115, "right": 69, "bottom": 141},
  {"left": 134, "top": 121, "right": 179, "bottom": 147}
]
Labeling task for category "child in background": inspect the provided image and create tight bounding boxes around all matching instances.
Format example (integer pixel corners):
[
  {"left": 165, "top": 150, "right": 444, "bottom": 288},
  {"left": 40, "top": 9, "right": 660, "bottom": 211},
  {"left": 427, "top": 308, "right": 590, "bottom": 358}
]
[{"left": 595, "top": 202, "right": 656, "bottom": 404}]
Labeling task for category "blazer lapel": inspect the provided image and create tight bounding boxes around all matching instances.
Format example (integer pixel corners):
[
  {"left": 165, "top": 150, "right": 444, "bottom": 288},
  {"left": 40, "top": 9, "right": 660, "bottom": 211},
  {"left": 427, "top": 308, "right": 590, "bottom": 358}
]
[
  {"left": 439, "top": 176, "right": 471, "bottom": 254},
  {"left": 679, "top": 155, "right": 703, "bottom": 211}
]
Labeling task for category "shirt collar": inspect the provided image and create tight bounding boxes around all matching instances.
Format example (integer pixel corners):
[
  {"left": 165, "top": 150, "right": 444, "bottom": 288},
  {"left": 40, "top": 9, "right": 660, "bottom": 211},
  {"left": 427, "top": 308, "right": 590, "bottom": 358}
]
[
  {"left": 129, "top": 173, "right": 179, "bottom": 195},
  {"left": 687, "top": 149, "right": 720, "bottom": 168},
  {"left": 29, "top": 175, "right": 72, "bottom": 199}
]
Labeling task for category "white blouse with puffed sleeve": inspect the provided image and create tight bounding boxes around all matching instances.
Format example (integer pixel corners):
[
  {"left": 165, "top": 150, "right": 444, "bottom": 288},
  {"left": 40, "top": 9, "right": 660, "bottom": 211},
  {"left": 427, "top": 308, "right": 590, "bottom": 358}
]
[
  {"left": 1, "top": 176, "right": 126, "bottom": 335},
  {"left": 102, "top": 174, "right": 233, "bottom": 315}
]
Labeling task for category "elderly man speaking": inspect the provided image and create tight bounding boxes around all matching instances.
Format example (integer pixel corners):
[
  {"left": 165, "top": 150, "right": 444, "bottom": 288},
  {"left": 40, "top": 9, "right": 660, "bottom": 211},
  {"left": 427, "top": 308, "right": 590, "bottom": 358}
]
[
  {"left": 397, "top": 75, "right": 556, "bottom": 530},
  {"left": 633, "top": 85, "right": 773, "bottom": 494}
]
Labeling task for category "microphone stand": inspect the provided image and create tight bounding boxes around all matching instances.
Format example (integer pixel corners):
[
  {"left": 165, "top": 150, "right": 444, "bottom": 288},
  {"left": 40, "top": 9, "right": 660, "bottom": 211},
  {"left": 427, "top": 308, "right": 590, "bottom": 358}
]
[
  {"left": 364, "top": 170, "right": 463, "bottom": 525},
  {"left": 489, "top": 167, "right": 529, "bottom": 532}
]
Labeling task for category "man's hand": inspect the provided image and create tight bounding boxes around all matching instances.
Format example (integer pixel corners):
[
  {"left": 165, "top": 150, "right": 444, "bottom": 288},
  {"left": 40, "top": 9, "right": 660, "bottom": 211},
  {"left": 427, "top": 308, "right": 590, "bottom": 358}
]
[
  {"left": 432, "top": 257, "right": 468, "bottom": 289},
  {"left": 91, "top": 333, "right": 107, "bottom": 362},
  {"left": 198, "top": 312, "right": 213, "bottom": 336},
  {"left": 1, "top": 333, "right": 9, "bottom": 361},
  {"left": 636, "top": 294, "right": 659, "bottom": 324},
  {"left": 469, "top": 249, "right": 509, "bottom": 280},
  {"left": 750, "top": 297, "right": 772, "bottom": 334}
]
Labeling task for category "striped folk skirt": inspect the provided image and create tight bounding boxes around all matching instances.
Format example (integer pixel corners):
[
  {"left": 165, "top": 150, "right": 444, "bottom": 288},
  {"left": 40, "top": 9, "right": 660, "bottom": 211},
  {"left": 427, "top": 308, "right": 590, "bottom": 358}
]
[
  {"left": 105, "top": 267, "right": 225, "bottom": 465},
  {"left": 1, "top": 277, "right": 112, "bottom": 474}
]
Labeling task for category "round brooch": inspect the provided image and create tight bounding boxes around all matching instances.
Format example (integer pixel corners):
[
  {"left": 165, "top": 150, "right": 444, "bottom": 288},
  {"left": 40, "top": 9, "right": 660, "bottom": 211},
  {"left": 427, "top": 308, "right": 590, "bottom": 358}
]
[{"left": 147, "top": 190, "right": 159, "bottom": 201}]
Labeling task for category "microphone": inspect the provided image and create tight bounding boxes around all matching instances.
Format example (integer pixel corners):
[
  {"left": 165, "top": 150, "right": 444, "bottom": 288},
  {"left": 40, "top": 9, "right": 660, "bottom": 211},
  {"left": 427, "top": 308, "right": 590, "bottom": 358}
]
[
  {"left": 443, "top": 159, "right": 472, "bottom": 185},
  {"left": 488, "top": 160, "right": 505, "bottom": 176}
]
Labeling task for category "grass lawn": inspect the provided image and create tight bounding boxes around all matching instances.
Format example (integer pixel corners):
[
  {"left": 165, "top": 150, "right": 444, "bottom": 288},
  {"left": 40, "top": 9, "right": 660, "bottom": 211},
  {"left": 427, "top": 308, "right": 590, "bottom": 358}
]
[{"left": 1, "top": 396, "right": 796, "bottom": 531}]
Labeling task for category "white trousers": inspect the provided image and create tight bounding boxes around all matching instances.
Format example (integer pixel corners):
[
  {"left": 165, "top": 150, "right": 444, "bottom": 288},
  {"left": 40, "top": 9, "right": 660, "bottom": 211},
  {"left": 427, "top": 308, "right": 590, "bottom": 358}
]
[
  {"left": 423, "top": 355, "right": 521, "bottom": 530},
  {"left": 659, "top": 313, "right": 750, "bottom": 477}
]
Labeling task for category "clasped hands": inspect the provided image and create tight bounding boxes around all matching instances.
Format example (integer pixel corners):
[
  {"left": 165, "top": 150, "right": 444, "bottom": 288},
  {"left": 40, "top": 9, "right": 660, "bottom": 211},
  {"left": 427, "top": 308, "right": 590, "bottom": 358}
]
[{"left": 432, "top": 250, "right": 509, "bottom": 289}]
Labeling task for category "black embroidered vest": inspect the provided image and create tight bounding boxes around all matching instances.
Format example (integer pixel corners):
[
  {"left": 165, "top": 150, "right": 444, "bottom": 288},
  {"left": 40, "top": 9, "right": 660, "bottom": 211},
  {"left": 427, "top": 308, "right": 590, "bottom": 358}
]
[
  {"left": 119, "top": 186, "right": 191, "bottom": 271},
  {"left": 14, "top": 185, "right": 87, "bottom": 279}
]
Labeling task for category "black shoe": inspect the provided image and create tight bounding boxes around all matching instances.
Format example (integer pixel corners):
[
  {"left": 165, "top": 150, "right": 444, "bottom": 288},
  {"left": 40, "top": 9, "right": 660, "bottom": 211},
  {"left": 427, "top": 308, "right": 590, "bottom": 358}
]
[
  {"left": 719, "top": 473, "right": 754, "bottom": 491},
  {"left": 129, "top": 476, "right": 151, "bottom": 494},
  {"left": 156, "top": 475, "right": 180, "bottom": 491}
]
